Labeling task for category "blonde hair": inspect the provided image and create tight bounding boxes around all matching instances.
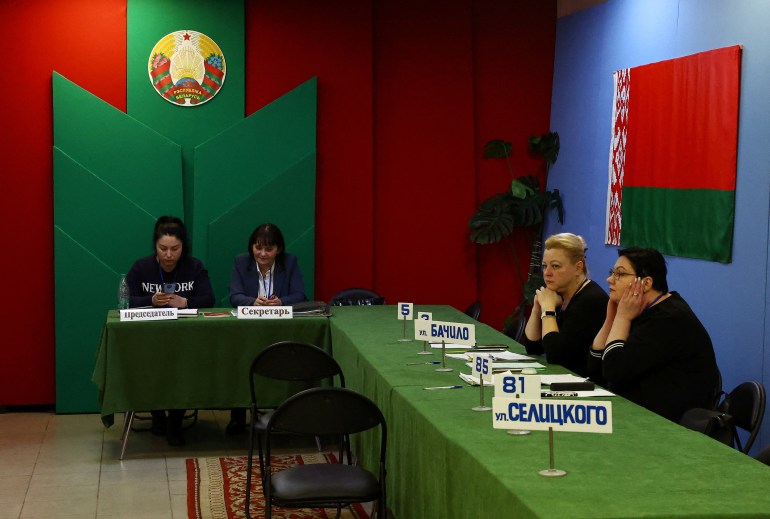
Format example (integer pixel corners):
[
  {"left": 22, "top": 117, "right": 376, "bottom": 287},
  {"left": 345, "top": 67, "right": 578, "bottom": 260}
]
[{"left": 544, "top": 233, "right": 588, "bottom": 274}]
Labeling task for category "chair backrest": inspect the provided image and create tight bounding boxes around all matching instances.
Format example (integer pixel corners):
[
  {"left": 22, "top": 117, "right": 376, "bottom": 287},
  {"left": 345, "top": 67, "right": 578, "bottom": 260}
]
[
  {"left": 464, "top": 300, "right": 482, "bottom": 321},
  {"left": 719, "top": 381, "right": 766, "bottom": 453},
  {"left": 249, "top": 341, "right": 345, "bottom": 404},
  {"left": 267, "top": 387, "right": 386, "bottom": 440},
  {"left": 329, "top": 287, "right": 385, "bottom": 306}
]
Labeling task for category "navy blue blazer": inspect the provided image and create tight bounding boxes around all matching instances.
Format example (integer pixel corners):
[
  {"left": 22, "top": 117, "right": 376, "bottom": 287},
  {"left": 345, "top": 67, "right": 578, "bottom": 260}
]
[{"left": 229, "top": 252, "right": 307, "bottom": 306}]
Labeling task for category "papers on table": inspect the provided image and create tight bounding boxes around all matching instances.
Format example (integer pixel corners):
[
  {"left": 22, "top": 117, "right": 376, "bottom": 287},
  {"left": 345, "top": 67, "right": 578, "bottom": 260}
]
[
  {"left": 430, "top": 342, "right": 474, "bottom": 349},
  {"left": 464, "top": 361, "right": 546, "bottom": 371},
  {"left": 177, "top": 309, "right": 198, "bottom": 317},
  {"left": 460, "top": 371, "right": 616, "bottom": 397},
  {"left": 447, "top": 351, "right": 534, "bottom": 362}
]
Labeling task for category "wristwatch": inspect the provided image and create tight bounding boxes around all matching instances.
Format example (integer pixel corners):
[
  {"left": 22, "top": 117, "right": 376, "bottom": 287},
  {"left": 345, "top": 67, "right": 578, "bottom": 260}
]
[{"left": 541, "top": 310, "right": 557, "bottom": 319}]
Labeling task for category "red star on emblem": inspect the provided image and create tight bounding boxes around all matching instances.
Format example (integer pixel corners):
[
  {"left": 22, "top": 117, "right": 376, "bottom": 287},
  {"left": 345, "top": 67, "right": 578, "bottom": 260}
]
[{"left": 184, "top": 33, "right": 191, "bottom": 40}]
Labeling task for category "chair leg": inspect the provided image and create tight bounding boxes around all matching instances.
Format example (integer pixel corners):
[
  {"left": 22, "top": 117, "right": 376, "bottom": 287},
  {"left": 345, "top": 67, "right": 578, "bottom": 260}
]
[
  {"left": 119, "top": 412, "right": 134, "bottom": 460},
  {"left": 334, "top": 504, "right": 341, "bottom": 519},
  {"left": 245, "top": 425, "right": 254, "bottom": 519},
  {"left": 315, "top": 435, "right": 322, "bottom": 452}
]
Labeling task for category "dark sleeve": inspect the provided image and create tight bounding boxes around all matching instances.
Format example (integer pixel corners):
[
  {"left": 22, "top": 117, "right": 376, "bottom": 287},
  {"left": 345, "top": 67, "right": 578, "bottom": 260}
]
[
  {"left": 520, "top": 334, "right": 545, "bottom": 356},
  {"left": 601, "top": 309, "right": 681, "bottom": 385},
  {"left": 229, "top": 255, "right": 256, "bottom": 307},
  {"left": 186, "top": 260, "right": 216, "bottom": 308},
  {"left": 278, "top": 255, "right": 307, "bottom": 305},
  {"left": 540, "top": 286, "right": 607, "bottom": 375},
  {"left": 126, "top": 258, "right": 153, "bottom": 308}
]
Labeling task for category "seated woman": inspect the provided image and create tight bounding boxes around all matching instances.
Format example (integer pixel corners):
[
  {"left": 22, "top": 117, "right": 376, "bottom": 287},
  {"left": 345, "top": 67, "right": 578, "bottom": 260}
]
[
  {"left": 521, "top": 233, "right": 608, "bottom": 378},
  {"left": 227, "top": 223, "right": 307, "bottom": 433},
  {"left": 589, "top": 247, "right": 719, "bottom": 422},
  {"left": 125, "top": 215, "right": 216, "bottom": 446}
]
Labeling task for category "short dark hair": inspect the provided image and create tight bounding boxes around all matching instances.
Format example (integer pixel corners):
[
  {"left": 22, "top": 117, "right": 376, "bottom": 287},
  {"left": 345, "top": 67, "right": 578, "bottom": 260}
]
[
  {"left": 153, "top": 216, "right": 190, "bottom": 259},
  {"left": 617, "top": 247, "right": 668, "bottom": 293},
  {"left": 248, "top": 223, "right": 286, "bottom": 268}
]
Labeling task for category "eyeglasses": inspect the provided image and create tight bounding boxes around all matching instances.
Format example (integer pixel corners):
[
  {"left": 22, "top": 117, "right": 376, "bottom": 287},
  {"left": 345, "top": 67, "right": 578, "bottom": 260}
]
[{"left": 608, "top": 268, "right": 636, "bottom": 281}]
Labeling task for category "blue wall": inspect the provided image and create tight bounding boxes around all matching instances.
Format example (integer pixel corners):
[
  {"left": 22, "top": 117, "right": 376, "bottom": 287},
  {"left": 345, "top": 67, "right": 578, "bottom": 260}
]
[{"left": 548, "top": 0, "right": 770, "bottom": 452}]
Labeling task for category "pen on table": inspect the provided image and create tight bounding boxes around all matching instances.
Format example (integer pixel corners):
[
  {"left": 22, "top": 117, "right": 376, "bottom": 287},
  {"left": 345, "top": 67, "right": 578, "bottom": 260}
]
[
  {"left": 406, "top": 361, "right": 442, "bottom": 365},
  {"left": 541, "top": 391, "right": 578, "bottom": 398},
  {"left": 423, "top": 385, "right": 463, "bottom": 390}
]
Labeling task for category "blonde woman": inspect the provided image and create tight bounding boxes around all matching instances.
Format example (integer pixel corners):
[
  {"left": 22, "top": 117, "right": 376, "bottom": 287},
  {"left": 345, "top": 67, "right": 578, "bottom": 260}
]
[{"left": 521, "top": 233, "right": 608, "bottom": 377}]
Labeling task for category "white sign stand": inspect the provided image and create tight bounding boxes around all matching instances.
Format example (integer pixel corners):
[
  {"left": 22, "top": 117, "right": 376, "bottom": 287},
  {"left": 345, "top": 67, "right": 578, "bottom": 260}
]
[
  {"left": 416, "top": 312, "right": 433, "bottom": 355},
  {"left": 397, "top": 302, "right": 414, "bottom": 342}
]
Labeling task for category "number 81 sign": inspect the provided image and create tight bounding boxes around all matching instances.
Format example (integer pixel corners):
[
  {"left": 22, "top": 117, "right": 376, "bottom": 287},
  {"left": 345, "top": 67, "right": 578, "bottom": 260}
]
[{"left": 494, "top": 373, "right": 541, "bottom": 399}]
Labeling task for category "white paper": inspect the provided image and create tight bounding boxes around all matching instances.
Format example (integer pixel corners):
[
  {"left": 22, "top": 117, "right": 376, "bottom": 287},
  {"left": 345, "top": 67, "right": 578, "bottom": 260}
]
[
  {"left": 430, "top": 342, "right": 472, "bottom": 349},
  {"left": 538, "top": 374, "right": 589, "bottom": 385},
  {"left": 465, "top": 361, "right": 545, "bottom": 370}
]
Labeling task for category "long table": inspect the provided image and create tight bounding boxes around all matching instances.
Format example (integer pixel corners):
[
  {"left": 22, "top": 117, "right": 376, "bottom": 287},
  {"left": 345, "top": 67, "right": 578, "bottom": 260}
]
[
  {"left": 93, "top": 309, "right": 331, "bottom": 426},
  {"left": 329, "top": 305, "right": 770, "bottom": 518}
]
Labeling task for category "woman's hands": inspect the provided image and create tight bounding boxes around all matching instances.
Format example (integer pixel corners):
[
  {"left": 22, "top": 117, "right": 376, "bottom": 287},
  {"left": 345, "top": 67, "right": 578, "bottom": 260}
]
[
  {"left": 152, "top": 292, "right": 188, "bottom": 308},
  {"left": 616, "top": 277, "right": 646, "bottom": 321},
  {"left": 535, "top": 286, "right": 562, "bottom": 312},
  {"left": 252, "top": 295, "right": 284, "bottom": 306}
]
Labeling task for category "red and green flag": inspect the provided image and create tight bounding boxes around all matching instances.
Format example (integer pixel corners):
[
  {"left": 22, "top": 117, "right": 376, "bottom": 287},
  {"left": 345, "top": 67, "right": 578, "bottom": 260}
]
[{"left": 606, "top": 46, "right": 741, "bottom": 263}]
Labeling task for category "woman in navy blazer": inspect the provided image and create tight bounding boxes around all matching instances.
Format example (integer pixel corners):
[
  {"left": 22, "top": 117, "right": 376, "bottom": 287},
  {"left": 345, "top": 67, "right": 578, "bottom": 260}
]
[
  {"left": 227, "top": 223, "right": 307, "bottom": 433},
  {"left": 229, "top": 223, "right": 307, "bottom": 307}
]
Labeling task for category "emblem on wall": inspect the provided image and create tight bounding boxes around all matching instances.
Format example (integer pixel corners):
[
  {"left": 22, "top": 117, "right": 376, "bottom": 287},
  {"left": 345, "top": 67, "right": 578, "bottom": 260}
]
[{"left": 148, "top": 30, "right": 226, "bottom": 106}]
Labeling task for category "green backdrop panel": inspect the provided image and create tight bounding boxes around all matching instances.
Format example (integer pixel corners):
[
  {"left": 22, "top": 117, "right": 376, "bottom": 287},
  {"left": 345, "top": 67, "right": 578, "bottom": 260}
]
[
  {"left": 53, "top": 73, "right": 183, "bottom": 205},
  {"left": 206, "top": 155, "right": 317, "bottom": 306},
  {"left": 127, "top": 0, "right": 245, "bottom": 228},
  {"left": 193, "top": 78, "right": 317, "bottom": 303},
  {"left": 53, "top": 75, "right": 183, "bottom": 413}
]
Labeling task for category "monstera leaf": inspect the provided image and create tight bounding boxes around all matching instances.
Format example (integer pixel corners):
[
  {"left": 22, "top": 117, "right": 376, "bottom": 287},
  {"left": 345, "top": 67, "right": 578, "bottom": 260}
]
[{"left": 468, "top": 193, "right": 516, "bottom": 244}]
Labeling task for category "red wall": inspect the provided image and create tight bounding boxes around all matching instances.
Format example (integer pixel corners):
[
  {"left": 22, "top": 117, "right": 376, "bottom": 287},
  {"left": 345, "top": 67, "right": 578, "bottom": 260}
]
[{"left": 1, "top": 0, "right": 555, "bottom": 405}]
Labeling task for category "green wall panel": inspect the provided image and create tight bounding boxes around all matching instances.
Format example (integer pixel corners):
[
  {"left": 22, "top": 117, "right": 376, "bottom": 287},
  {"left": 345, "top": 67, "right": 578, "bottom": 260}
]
[
  {"left": 53, "top": 76, "right": 183, "bottom": 413},
  {"left": 127, "top": 0, "right": 245, "bottom": 227},
  {"left": 194, "top": 78, "right": 317, "bottom": 304},
  {"left": 206, "top": 155, "right": 317, "bottom": 306}
]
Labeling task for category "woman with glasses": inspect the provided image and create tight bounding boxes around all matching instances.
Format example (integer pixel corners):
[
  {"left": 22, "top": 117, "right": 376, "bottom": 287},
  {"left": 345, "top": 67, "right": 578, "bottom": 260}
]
[
  {"left": 589, "top": 247, "right": 719, "bottom": 422},
  {"left": 521, "top": 233, "right": 608, "bottom": 378}
]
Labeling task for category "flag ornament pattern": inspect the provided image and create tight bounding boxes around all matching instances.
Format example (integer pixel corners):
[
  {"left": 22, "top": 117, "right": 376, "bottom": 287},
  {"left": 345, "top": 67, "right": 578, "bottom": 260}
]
[
  {"left": 148, "top": 30, "right": 226, "bottom": 107},
  {"left": 605, "top": 46, "right": 741, "bottom": 263}
]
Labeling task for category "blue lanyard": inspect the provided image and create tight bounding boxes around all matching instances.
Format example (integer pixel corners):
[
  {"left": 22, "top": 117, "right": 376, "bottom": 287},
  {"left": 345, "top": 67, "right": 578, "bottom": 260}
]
[{"left": 260, "top": 266, "right": 273, "bottom": 298}]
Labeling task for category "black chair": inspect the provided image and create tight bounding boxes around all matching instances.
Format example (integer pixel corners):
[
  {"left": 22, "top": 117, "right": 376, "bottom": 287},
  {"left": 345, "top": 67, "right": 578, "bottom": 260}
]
[
  {"left": 464, "top": 300, "right": 481, "bottom": 320},
  {"left": 263, "top": 387, "right": 387, "bottom": 519},
  {"left": 245, "top": 341, "right": 346, "bottom": 518},
  {"left": 329, "top": 287, "right": 385, "bottom": 306},
  {"left": 718, "top": 381, "right": 766, "bottom": 453}
]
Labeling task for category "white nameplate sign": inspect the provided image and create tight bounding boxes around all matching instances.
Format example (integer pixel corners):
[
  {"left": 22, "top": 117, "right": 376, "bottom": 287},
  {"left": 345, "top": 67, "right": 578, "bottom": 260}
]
[
  {"left": 414, "top": 319, "right": 475, "bottom": 346},
  {"left": 492, "top": 397, "right": 613, "bottom": 434},
  {"left": 417, "top": 311, "right": 432, "bottom": 321},
  {"left": 119, "top": 308, "right": 178, "bottom": 322},
  {"left": 397, "top": 302, "right": 414, "bottom": 320},
  {"left": 471, "top": 354, "right": 493, "bottom": 383},
  {"left": 494, "top": 372, "right": 541, "bottom": 400},
  {"left": 236, "top": 306, "right": 294, "bottom": 319}
]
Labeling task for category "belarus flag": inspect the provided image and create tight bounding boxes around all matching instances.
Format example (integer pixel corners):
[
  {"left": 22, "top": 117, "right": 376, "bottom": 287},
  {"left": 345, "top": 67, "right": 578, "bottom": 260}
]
[{"left": 606, "top": 46, "right": 741, "bottom": 263}]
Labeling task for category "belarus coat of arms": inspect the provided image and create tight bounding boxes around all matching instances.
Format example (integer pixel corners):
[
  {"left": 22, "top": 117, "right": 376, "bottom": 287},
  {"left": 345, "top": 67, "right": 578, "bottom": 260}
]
[{"left": 148, "top": 30, "right": 226, "bottom": 106}]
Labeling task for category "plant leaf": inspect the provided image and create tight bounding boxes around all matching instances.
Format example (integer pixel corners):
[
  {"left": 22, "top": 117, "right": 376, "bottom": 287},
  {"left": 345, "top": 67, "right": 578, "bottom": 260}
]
[
  {"left": 510, "top": 179, "right": 534, "bottom": 199},
  {"left": 528, "top": 132, "right": 560, "bottom": 164},
  {"left": 468, "top": 193, "right": 515, "bottom": 244},
  {"left": 483, "top": 139, "right": 513, "bottom": 159}
]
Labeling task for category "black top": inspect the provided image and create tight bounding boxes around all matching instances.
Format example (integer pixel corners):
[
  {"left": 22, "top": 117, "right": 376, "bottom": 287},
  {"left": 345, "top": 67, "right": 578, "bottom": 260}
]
[
  {"left": 588, "top": 292, "right": 719, "bottom": 422},
  {"left": 126, "top": 254, "right": 216, "bottom": 309},
  {"left": 522, "top": 280, "right": 608, "bottom": 378}
]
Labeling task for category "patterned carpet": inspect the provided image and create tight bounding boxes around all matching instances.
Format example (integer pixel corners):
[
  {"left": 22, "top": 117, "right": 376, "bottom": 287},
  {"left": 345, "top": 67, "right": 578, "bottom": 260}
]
[{"left": 186, "top": 453, "right": 371, "bottom": 519}]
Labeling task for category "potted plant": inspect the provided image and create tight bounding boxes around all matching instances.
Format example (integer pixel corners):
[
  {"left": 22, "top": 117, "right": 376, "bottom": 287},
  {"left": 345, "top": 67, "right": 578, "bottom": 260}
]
[{"left": 468, "top": 132, "right": 563, "bottom": 336}]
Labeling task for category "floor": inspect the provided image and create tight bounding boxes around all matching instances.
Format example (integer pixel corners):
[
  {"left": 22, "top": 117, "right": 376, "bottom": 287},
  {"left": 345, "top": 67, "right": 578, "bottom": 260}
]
[{"left": 0, "top": 409, "right": 294, "bottom": 519}]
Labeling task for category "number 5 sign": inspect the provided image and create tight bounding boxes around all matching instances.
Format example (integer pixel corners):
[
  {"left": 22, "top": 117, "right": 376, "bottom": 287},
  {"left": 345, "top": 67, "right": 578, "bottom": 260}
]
[{"left": 397, "top": 302, "right": 414, "bottom": 320}]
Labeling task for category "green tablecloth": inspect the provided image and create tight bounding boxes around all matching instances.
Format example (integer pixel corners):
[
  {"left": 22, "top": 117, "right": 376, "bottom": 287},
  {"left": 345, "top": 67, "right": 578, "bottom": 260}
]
[
  {"left": 93, "top": 309, "right": 331, "bottom": 425},
  {"left": 329, "top": 305, "right": 770, "bottom": 519}
]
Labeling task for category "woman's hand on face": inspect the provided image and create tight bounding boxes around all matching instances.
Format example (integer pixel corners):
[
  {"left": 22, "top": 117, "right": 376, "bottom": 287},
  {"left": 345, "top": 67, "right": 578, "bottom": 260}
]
[
  {"left": 616, "top": 278, "right": 646, "bottom": 321},
  {"left": 535, "top": 287, "right": 562, "bottom": 312}
]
